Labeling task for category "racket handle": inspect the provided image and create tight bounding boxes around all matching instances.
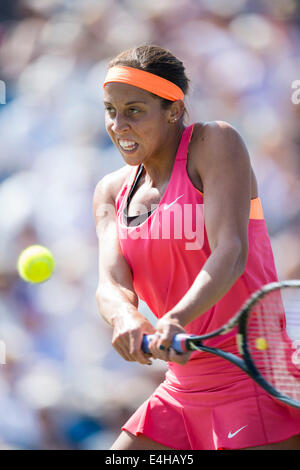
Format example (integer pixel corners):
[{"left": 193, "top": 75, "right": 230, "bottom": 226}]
[{"left": 142, "top": 334, "right": 191, "bottom": 354}]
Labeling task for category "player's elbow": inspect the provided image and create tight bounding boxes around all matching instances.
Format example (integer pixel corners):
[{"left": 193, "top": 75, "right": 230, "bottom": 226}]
[
  {"left": 95, "top": 285, "right": 106, "bottom": 316},
  {"left": 95, "top": 282, "right": 114, "bottom": 307},
  {"left": 95, "top": 286, "right": 102, "bottom": 302},
  {"left": 232, "top": 239, "right": 248, "bottom": 278},
  {"left": 237, "top": 251, "right": 248, "bottom": 277},
  {"left": 214, "top": 237, "right": 248, "bottom": 280}
]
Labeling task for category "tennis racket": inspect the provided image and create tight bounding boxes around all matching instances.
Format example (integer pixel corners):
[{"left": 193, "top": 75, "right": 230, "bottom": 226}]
[{"left": 142, "top": 280, "right": 300, "bottom": 409}]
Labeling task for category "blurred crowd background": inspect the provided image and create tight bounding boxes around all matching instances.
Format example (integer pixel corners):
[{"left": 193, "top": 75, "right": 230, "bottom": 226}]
[{"left": 0, "top": 0, "right": 299, "bottom": 450}]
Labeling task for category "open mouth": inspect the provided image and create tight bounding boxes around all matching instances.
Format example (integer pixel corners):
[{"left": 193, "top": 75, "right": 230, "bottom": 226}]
[{"left": 118, "top": 139, "right": 139, "bottom": 154}]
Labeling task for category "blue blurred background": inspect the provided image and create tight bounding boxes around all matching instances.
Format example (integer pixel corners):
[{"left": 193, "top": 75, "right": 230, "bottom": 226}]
[{"left": 0, "top": 0, "right": 299, "bottom": 449}]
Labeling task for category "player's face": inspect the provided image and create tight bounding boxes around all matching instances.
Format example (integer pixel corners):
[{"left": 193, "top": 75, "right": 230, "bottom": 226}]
[{"left": 103, "top": 83, "right": 171, "bottom": 166}]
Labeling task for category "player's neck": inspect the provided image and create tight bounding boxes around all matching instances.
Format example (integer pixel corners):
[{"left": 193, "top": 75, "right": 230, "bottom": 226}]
[{"left": 142, "top": 123, "right": 185, "bottom": 188}]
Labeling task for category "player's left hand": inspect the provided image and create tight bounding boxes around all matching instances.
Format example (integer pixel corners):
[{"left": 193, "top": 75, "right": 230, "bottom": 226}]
[{"left": 147, "top": 314, "right": 192, "bottom": 365}]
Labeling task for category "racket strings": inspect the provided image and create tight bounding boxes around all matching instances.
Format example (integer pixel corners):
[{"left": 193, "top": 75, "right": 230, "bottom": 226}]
[{"left": 247, "top": 287, "right": 300, "bottom": 400}]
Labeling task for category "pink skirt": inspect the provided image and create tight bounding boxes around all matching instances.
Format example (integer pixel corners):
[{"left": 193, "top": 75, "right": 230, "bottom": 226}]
[{"left": 122, "top": 341, "right": 300, "bottom": 450}]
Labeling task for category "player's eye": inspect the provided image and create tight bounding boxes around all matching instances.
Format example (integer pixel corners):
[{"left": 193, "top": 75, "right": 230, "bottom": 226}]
[
  {"left": 105, "top": 106, "right": 115, "bottom": 114},
  {"left": 128, "top": 107, "right": 140, "bottom": 115}
]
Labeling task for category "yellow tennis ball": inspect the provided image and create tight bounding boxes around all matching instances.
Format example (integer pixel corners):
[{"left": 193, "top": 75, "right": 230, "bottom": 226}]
[
  {"left": 255, "top": 337, "right": 268, "bottom": 351},
  {"left": 17, "top": 245, "right": 55, "bottom": 283}
]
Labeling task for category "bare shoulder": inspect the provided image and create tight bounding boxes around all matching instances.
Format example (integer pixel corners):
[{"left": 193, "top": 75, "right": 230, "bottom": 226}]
[
  {"left": 190, "top": 120, "right": 250, "bottom": 175},
  {"left": 192, "top": 120, "right": 249, "bottom": 161},
  {"left": 190, "top": 120, "right": 258, "bottom": 197},
  {"left": 93, "top": 165, "right": 132, "bottom": 207}
]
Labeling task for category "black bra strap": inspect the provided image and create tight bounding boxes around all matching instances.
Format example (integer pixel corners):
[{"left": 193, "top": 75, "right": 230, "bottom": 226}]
[
  {"left": 123, "top": 164, "right": 155, "bottom": 225},
  {"left": 125, "top": 164, "right": 144, "bottom": 212}
]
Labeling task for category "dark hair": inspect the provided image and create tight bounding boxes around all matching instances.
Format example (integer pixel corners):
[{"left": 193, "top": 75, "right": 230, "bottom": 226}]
[{"left": 108, "top": 44, "right": 189, "bottom": 119}]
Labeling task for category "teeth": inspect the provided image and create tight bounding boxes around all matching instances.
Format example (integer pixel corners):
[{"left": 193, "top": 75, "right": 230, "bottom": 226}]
[{"left": 119, "top": 140, "right": 137, "bottom": 150}]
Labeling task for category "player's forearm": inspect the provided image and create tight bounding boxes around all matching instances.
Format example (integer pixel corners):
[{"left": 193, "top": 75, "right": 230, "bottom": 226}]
[
  {"left": 96, "top": 281, "right": 140, "bottom": 327},
  {"left": 167, "top": 243, "right": 247, "bottom": 327}
]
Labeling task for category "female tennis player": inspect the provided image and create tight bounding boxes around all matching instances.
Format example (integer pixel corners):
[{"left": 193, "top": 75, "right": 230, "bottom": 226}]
[{"left": 93, "top": 45, "right": 300, "bottom": 450}]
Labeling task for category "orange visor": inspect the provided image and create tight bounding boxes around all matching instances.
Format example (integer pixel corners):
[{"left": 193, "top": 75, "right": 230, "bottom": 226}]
[{"left": 103, "top": 66, "right": 184, "bottom": 101}]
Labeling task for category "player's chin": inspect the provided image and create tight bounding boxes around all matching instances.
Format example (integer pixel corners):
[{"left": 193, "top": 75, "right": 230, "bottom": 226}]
[{"left": 118, "top": 144, "right": 143, "bottom": 165}]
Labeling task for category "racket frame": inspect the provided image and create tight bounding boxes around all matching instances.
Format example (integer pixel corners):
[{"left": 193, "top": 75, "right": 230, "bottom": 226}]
[{"left": 177, "top": 280, "right": 300, "bottom": 409}]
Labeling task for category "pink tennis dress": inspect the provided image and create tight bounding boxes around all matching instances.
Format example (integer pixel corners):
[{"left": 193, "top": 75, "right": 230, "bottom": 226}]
[{"left": 114, "top": 124, "right": 300, "bottom": 450}]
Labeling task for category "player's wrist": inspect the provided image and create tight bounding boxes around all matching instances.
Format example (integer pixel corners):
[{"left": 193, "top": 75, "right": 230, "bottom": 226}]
[
  {"left": 110, "top": 304, "right": 139, "bottom": 327},
  {"left": 164, "top": 310, "right": 187, "bottom": 328}
]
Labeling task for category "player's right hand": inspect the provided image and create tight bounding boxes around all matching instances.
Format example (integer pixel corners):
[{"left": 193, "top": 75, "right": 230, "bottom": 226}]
[{"left": 112, "top": 309, "right": 155, "bottom": 365}]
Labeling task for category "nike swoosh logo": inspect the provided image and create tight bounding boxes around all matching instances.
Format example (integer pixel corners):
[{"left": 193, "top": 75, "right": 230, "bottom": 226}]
[
  {"left": 228, "top": 425, "right": 248, "bottom": 439},
  {"left": 163, "top": 194, "right": 184, "bottom": 210}
]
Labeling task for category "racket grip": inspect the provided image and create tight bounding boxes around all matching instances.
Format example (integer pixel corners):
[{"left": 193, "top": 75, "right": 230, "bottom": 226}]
[{"left": 142, "top": 334, "right": 191, "bottom": 354}]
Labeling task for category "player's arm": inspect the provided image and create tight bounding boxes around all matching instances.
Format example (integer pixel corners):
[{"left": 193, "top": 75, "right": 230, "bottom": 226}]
[
  {"left": 93, "top": 172, "right": 155, "bottom": 364},
  {"left": 155, "top": 121, "right": 251, "bottom": 347}
]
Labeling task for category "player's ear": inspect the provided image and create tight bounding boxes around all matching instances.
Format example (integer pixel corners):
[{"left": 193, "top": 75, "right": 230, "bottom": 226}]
[{"left": 168, "top": 100, "right": 185, "bottom": 123}]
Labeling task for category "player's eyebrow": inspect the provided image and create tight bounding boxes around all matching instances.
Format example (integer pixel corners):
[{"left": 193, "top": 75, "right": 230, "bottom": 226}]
[{"left": 104, "top": 100, "right": 147, "bottom": 105}]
